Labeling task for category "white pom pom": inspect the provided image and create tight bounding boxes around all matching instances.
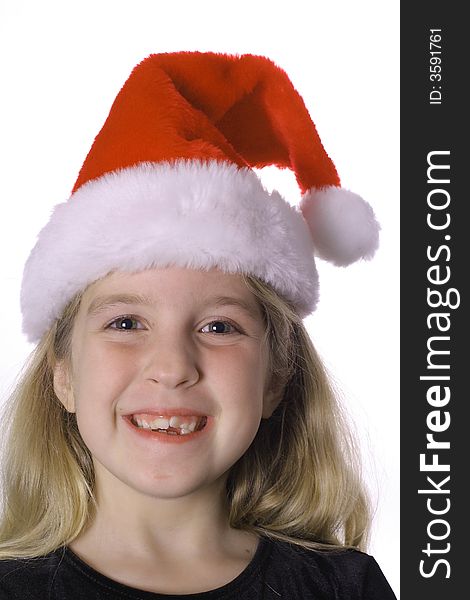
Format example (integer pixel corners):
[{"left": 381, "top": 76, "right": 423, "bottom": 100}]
[{"left": 300, "top": 186, "right": 380, "bottom": 266}]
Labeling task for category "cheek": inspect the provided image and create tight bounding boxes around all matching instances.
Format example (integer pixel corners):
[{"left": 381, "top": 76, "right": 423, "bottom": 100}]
[
  {"left": 208, "top": 345, "right": 268, "bottom": 407},
  {"left": 210, "top": 348, "right": 268, "bottom": 464},
  {"left": 72, "top": 342, "right": 138, "bottom": 410}
]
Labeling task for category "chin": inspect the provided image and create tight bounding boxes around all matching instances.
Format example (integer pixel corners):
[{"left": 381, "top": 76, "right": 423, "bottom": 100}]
[{"left": 113, "top": 467, "right": 226, "bottom": 501}]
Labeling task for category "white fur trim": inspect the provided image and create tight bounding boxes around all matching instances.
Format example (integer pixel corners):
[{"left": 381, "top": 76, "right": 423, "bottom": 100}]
[
  {"left": 300, "top": 186, "right": 380, "bottom": 266},
  {"left": 21, "top": 161, "right": 318, "bottom": 341}
]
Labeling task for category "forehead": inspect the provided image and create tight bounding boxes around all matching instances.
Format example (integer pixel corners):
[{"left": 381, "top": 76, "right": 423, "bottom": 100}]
[{"left": 81, "top": 267, "right": 262, "bottom": 317}]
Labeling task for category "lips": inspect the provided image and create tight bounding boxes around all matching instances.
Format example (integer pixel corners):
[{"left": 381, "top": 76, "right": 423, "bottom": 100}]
[
  {"left": 130, "top": 413, "right": 207, "bottom": 435},
  {"left": 121, "top": 408, "right": 212, "bottom": 443}
]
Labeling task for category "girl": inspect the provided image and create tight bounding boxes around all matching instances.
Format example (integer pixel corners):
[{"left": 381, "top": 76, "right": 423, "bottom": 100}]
[{"left": 0, "top": 52, "right": 396, "bottom": 598}]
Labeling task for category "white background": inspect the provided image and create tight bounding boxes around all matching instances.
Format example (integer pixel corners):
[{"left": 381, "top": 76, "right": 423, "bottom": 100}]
[{"left": 0, "top": 1, "right": 400, "bottom": 596}]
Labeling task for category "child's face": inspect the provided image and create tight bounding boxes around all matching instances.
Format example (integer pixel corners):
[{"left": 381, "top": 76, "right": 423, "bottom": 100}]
[{"left": 54, "top": 267, "right": 279, "bottom": 501}]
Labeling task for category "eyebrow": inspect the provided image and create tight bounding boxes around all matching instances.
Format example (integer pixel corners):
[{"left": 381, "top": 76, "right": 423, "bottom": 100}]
[
  {"left": 209, "top": 296, "right": 261, "bottom": 321},
  {"left": 86, "top": 294, "right": 154, "bottom": 316},
  {"left": 86, "top": 293, "right": 261, "bottom": 321}
]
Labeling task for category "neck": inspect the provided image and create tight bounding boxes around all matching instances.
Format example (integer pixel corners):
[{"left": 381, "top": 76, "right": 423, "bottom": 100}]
[
  {"left": 73, "top": 461, "right": 239, "bottom": 561},
  {"left": 68, "top": 462, "right": 260, "bottom": 594}
]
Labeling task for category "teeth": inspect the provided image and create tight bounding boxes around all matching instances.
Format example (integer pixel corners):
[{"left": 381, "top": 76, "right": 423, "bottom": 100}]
[
  {"left": 131, "top": 414, "right": 205, "bottom": 435},
  {"left": 149, "top": 417, "right": 170, "bottom": 430}
]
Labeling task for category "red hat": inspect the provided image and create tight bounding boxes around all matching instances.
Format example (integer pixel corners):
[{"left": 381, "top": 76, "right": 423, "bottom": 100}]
[{"left": 21, "top": 51, "right": 379, "bottom": 342}]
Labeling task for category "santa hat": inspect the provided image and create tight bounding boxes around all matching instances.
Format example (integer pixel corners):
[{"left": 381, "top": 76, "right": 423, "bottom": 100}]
[{"left": 21, "top": 51, "right": 379, "bottom": 343}]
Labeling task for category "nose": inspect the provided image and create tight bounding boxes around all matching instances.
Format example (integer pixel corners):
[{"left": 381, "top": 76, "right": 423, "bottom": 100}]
[{"left": 142, "top": 332, "right": 200, "bottom": 389}]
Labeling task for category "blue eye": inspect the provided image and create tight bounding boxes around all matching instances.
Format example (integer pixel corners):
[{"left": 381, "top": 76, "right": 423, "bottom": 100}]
[
  {"left": 108, "top": 316, "right": 143, "bottom": 331},
  {"left": 201, "top": 321, "right": 238, "bottom": 335}
]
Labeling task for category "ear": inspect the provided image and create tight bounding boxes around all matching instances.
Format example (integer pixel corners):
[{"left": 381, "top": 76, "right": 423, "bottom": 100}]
[
  {"left": 262, "top": 381, "right": 285, "bottom": 419},
  {"left": 53, "top": 360, "right": 76, "bottom": 413}
]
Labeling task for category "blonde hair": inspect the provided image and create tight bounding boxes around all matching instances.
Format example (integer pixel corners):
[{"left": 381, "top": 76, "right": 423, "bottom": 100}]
[
  {"left": 229, "top": 276, "right": 369, "bottom": 549},
  {"left": 0, "top": 275, "right": 369, "bottom": 559}
]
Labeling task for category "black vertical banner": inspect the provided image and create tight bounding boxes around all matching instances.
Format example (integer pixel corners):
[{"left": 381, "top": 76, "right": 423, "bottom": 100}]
[{"left": 401, "top": 3, "right": 466, "bottom": 598}]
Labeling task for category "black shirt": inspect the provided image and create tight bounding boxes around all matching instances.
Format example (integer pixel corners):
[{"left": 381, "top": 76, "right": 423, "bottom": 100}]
[{"left": 0, "top": 536, "right": 397, "bottom": 599}]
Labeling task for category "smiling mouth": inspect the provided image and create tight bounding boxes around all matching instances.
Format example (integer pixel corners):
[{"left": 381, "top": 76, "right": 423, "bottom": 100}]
[{"left": 130, "top": 414, "right": 208, "bottom": 436}]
